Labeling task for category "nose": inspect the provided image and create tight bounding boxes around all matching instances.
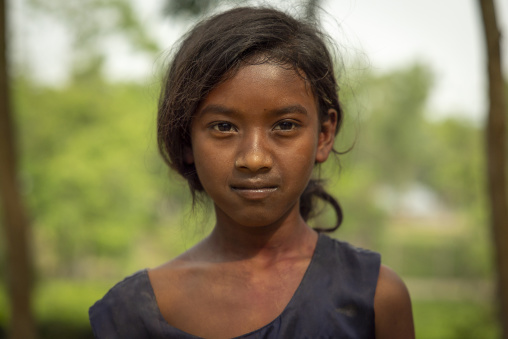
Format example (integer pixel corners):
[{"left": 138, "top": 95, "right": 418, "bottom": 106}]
[{"left": 235, "top": 130, "right": 273, "bottom": 173}]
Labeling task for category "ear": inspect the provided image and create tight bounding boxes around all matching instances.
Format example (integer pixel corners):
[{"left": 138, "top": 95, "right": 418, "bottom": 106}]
[
  {"left": 315, "top": 109, "right": 337, "bottom": 163},
  {"left": 183, "top": 145, "right": 194, "bottom": 164}
]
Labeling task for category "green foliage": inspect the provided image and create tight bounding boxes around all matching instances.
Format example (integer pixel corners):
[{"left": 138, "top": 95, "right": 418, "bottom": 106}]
[
  {"left": 413, "top": 300, "right": 499, "bottom": 339},
  {"left": 13, "top": 76, "right": 191, "bottom": 277},
  {"left": 336, "top": 63, "right": 485, "bottom": 213},
  {"left": 34, "top": 279, "right": 113, "bottom": 325},
  {"left": 423, "top": 118, "right": 485, "bottom": 209},
  {"left": 322, "top": 63, "right": 492, "bottom": 284},
  {"left": 0, "top": 281, "right": 105, "bottom": 338},
  {"left": 345, "top": 64, "right": 434, "bottom": 187}
]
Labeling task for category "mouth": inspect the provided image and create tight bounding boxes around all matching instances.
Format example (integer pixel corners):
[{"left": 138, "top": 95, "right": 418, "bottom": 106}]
[{"left": 230, "top": 184, "right": 278, "bottom": 200}]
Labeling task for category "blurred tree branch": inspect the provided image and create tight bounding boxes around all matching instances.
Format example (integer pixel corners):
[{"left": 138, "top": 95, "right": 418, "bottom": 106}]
[
  {"left": 478, "top": 0, "right": 508, "bottom": 338},
  {"left": 164, "top": 0, "right": 221, "bottom": 17},
  {"left": 305, "top": 0, "right": 320, "bottom": 23},
  {"left": 163, "top": 0, "right": 321, "bottom": 21},
  {"left": 28, "top": 0, "right": 159, "bottom": 78},
  {"left": 0, "top": 0, "right": 36, "bottom": 338}
]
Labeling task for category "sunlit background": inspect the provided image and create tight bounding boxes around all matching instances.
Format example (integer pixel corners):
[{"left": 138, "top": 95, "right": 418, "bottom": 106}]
[{"left": 1, "top": 0, "right": 507, "bottom": 338}]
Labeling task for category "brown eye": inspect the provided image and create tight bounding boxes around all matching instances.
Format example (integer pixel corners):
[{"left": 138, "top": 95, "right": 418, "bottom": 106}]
[
  {"left": 212, "top": 122, "right": 237, "bottom": 132},
  {"left": 274, "top": 121, "right": 298, "bottom": 131}
]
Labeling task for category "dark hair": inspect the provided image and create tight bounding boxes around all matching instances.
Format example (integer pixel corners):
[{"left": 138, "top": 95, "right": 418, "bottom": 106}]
[{"left": 157, "top": 6, "right": 343, "bottom": 232}]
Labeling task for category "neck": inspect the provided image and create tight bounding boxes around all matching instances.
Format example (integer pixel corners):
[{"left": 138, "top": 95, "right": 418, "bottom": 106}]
[{"left": 202, "top": 206, "right": 318, "bottom": 264}]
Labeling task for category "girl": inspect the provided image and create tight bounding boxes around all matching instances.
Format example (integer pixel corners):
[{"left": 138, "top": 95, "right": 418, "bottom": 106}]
[{"left": 89, "top": 6, "right": 414, "bottom": 339}]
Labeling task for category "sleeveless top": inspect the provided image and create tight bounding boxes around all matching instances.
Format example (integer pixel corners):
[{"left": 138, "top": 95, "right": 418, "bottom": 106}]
[{"left": 89, "top": 234, "right": 381, "bottom": 338}]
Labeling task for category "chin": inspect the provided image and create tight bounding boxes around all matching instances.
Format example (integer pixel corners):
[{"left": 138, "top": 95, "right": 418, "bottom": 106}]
[
  {"left": 213, "top": 198, "right": 301, "bottom": 230},
  {"left": 239, "top": 218, "right": 280, "bottom": 229},
  {"left": 228, "top": 207, "right": 298, "bottom": 230}
]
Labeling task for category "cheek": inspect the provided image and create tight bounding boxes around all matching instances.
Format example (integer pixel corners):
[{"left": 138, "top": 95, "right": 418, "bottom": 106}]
[
  {"left": 192, "top": 140, "right": 234, "bottom": 186},
  {"left": 193, "top": 144, "right": 215, "bottom": 174},
  {"left": 279, "top": 138, "right": 317, "bottom": 180}
]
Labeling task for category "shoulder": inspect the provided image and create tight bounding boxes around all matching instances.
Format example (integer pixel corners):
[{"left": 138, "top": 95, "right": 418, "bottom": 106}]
[
  {"left": 90, "top": 270, "right": 151, "bottom": 312},
  {"left": 374, "top": 265, "right": 415, "bottom": 339},
  {"left": 320, "top": 235, "right": 381, "bottom": 304},
  {"left": 323, "top": 235, "right": 381, "bottom": 277},
  {"left": 323, "top": 235, "right": 379, "bottom": 258},
  {"left": 89, "top": 270, "right": 159, "bottom": 338}
]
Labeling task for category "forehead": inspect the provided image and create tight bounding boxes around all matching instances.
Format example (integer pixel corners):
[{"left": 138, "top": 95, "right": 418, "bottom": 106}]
[
  {"left": 198, "top": 63, "right": 317, "bottom": 113},
  {"left": 232, "top": 62, "right": 305, "bottom": 84}
]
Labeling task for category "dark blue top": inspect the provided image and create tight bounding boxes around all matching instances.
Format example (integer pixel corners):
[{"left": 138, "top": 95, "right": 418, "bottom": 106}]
[{"left": 89, "top": 234, "right": 381, "bottom": 338}]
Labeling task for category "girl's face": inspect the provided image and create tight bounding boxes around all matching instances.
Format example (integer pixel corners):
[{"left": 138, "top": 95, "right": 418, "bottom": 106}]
[{"left": 188, "top": 63, "right": 336, "bottom": 228}]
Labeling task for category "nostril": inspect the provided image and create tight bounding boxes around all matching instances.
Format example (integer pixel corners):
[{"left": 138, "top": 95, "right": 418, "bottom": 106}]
[{"left": 235, "top": 150, "right": 273, "bottom": 172}]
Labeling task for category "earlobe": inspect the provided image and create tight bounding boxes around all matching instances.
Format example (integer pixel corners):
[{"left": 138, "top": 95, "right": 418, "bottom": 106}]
[
  {"left": 183, "top": 146, "right": 194, "bottom": 164},
  {"left": 315, "top": 109, "right": 337, "bottom": 163}
]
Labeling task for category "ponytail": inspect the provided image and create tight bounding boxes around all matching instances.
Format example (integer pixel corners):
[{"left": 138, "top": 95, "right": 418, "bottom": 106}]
[{"left": 299, "top": 179, "right": 343, "bottom": 233}]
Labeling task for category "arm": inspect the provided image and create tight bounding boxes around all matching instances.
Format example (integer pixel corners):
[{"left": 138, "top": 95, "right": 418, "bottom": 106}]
[{"left": 374, "top": 265, "right": 415, "bottom": 339}]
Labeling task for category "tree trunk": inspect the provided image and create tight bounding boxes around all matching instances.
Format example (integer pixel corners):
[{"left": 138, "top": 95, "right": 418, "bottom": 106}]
[
  {"left": 478, "top": 0, "right": 508, "bottom": 338},
  {"left": 0, "top": 0, "right": 37, "bottom": 338}
]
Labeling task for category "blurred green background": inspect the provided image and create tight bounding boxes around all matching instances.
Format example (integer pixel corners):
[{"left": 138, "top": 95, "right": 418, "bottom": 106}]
[{"left": 0, "top": 0, "right": 504, "bottom": 338}]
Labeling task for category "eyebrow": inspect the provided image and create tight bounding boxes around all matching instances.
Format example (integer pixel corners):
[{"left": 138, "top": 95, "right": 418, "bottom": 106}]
[
  {"left": 198, "top": 104, "right": 236, "bottom": 116},
  {"left": 198, "top": 104, "right": 309, "bottom": 117},
  {"left": 272, "top": 104, "right": 308, "bottom": 116}
]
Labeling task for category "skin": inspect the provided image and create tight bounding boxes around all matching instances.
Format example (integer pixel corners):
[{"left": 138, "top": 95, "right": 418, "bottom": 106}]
[
  {"left": 375, "top": 265, "right": 415, "bottom": 338},
  {"left": 149, "top": 63, "right": 414, "bottom": 338}
]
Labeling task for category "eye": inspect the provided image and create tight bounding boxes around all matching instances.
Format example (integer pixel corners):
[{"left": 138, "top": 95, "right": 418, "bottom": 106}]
[
  {"left": 211, "top": 122, "right": 237, "bottom": 133},
  {"left": 274, "top": 121, "right": 299, "bottom": 131}
]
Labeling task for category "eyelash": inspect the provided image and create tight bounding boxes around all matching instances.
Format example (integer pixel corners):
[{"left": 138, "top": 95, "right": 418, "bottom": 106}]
[
  {"left": 210, "top": 122, "right": 238, "bottom": 133},
  {"left": 209, "top": 120, "right": 300, "bottom": 133},
  {"left": 273, "top": 120, "right": 299, "bottom": 131}
]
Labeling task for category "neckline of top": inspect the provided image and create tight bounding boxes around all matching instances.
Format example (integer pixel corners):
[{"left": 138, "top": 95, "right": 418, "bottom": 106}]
[{"left": 142, "top": 233, "right": 327, "bottom": 338}]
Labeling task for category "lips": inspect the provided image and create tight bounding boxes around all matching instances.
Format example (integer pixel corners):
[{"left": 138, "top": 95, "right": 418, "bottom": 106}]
[{"left": 230, "top": 182, "right": 279, "bottom": 200}]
